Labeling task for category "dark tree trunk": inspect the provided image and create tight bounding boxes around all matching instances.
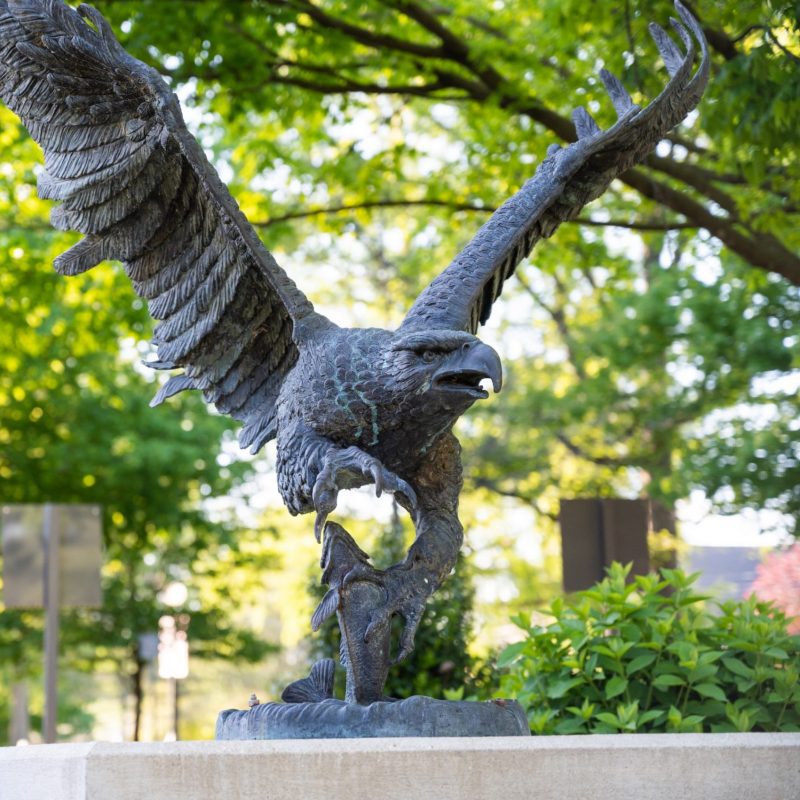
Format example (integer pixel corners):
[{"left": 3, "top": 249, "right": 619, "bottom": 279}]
[{"left": 131, "top": 656, "right": 145, "bottom": 742}]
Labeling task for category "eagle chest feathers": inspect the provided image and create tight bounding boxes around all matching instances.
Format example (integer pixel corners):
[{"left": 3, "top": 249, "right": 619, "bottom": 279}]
[
  {"left": 276, "top": 325, "right": 499, "bottom": 464},
  {"left": 299, "top": 332, "right": 392, "bottom": 448}
]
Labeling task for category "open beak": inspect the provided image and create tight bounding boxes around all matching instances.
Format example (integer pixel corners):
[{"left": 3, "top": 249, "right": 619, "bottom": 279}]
[{"left": 433, "top": 341, "right": 503, "bottom": 399}]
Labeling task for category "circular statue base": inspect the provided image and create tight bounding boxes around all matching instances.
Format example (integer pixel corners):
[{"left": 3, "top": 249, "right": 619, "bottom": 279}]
[{"left": 215, "top": 696, "right": 530, "bottom": 740}]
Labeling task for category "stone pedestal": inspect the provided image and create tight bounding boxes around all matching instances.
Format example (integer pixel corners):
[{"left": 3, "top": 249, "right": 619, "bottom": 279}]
[{"left": 1, "top": 734, "right": 799, "bottom": 800}]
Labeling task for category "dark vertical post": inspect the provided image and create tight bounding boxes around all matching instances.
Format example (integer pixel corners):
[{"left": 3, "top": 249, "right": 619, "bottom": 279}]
[
  {"left": 42, "top": 503, "right": 60, "bottom": 744},
  {"left": 560, "top": 498, "right": 652, "bottom": 592},
  {"left": 650, "top": 500, "right": 678, "bottom": 569},
  {"left": 559, "top": 499, "right": 606, "bottom": 592},
  {"left": 595, "top": 498, "right": 607, "bottom": 581},
  {"left": 601, "top": 499, "right": 650, "bottom": 577}
]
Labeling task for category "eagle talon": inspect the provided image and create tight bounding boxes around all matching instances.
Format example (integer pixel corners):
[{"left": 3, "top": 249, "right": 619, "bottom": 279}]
[
  {"left": 393, "top": 605, "right": 423, "bottom": 665},
  {"left": 355, "top": 564, "right": 429, "bottom": 666},
  {"left": 311, "top": 447, "right": 417, "bottom": 537},
  {"left": 313, "top": 511, "right": 329, "bottom": 543},
  {"left": 370, "top": 463, "right": 384, "bottom": 497},
  {"left": 312, "top": 471, "right": 339, "bottom": 542},
  {"left": 395, "top": 479, "right": 418, "bottom": 513},
  {"left": 353, "top": 452, "right": 416, "bottom": 511},
  {"left": 363, "top": 594, "right": 425, "bottom": 665}
]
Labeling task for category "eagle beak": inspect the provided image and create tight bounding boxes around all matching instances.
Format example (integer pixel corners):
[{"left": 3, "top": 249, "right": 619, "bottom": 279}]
[
  {"left": 433, "top": 341, "right": 503, "bottom": 397},
  {"left": 468, "top": 341, "right": 503, "bottom": 393}
]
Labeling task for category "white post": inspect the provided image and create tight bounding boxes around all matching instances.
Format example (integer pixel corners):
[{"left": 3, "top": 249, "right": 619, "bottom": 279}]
[
  {"left": 10, "top": 682, "right": 29, "bottom": 744},
  {"left": 42, "top": 503, "right": 60, "bottom": 744}
]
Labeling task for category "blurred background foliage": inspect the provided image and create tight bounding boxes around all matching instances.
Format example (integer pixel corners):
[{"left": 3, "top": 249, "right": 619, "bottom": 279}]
[{"left": 0, "top": 0, "right": 798, "bottom": 740}]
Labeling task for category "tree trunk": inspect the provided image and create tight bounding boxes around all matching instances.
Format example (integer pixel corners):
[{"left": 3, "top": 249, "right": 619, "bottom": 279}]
[{"left": 131, "top": 656, "right": 145, "bottom": 742}]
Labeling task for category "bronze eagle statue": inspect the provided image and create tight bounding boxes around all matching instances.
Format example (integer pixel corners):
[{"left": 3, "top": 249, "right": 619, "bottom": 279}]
[{"left": 0, "top": 0, "right": 708, "bottom": 703}]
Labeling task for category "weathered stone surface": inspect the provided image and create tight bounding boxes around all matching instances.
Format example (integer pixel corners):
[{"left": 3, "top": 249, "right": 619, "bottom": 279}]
[
  {"left": 2, "top": 734, "right": 800, "bottom": 800},
  {"left": 215, "top": 696, "right": 530, "bottom": 740}
]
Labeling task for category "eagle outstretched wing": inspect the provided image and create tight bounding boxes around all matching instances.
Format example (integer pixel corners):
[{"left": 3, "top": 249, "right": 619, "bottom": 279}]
[
  {"left": 0, "top": 0, "right": 318, "bottom": 453},
  {"left": 400, "top": 1, "right": 710, "bottom": 335}
]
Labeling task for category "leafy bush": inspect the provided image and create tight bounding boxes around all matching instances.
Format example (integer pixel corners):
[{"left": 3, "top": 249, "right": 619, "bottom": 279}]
[{"left": 498, "top": 563, "right": 800, "bottom": 734}]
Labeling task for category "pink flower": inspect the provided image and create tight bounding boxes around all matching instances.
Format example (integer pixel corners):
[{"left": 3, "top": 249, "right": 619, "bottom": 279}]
[{"left": 748, "top": 543, "right": 800, "bottom": 634}]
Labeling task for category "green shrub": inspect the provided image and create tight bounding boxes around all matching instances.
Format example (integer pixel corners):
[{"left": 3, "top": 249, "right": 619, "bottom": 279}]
[{"left": 498, "top": 563, "right": 800, "bottom": 734}]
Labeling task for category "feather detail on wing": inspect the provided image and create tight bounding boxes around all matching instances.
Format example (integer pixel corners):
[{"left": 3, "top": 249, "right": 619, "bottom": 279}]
[
  {"left": 400, "top": 1, "right": 710, "bottom": 335},
  {"left": 0, "top": 0, "right": 319, "bottom": 452}
]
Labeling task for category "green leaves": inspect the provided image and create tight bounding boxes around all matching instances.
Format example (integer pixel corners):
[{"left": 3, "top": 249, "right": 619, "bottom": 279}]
[
  {"left": 652, "top": 674, "right": 684, "bottom": 690},
  {"left": 626, "top": 653, "right": 657, "bottom": 676},
  {"left": 497, "top": 640, "right": 528, "bottom": 669},
  {"left": 693, "top": 683, "right": 727, "bottom": 702},
  {"left": 497, "top": 565, "right": 800, "bottom": 735},
  {"left": 548, "top": 676, "right": 586, "bottom": 700},
  {"left": 667, "top": 706, "right": 705, "bottom": 733},
  {"left": 604, "top": 675, "right": 628, "bottom": 700},
  {"left": 595, "top": 701, "right": 665, "bottom": 733}
]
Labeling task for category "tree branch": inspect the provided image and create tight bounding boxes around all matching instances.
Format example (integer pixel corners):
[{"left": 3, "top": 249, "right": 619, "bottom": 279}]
[
  {"left": 251, "top": 199, "right": 493, "bottom": 227},
  {"left": 644, "top": 154, "right": 742, "bottom": 218},
  {"left": 666, "top": 133, "right": 710, "bottom": 157},
  {"left": 251, "top": 198, "right": 699, "bottom": 233},
  {"left": 279, "top": 0, "right": 447, "bottom": 59},
  {"left": 267, "top": 72, "right": 468, "bottom": 100},
  {"left": 472, "top": 476, "right": 559, "bottom": 521},
  {"left": 578, "top": 218, "right": 698, "bottom": 231},
  {"left": 429, "top": 5, "right": 510, "bottom": 42},
  {"left": 228, "top": 23, "right": 375, "bottom": 77},
  {"left": 382, "top": 0, "right": 503, "bottom": 90},
  {"left": 203, "top": 2, "right": 800, "bottom": 283},
  {"left": 620, "top": 166, "right": 800, "bottom": 283},
  {"left": 237, "top": 41, "right": 798, "bottom": 272},
  {"left": 765, "top": 28, "right": 800, "bottom": 64}
]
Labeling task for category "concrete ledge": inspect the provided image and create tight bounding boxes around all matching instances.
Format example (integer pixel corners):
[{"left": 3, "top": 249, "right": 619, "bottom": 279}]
[{"left": 1, "top": 734, "right": 799, "bottom": 800}]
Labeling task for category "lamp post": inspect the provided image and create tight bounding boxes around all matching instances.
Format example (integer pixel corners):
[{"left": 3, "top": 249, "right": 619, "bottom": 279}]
[{"left": 157, "top": 581, "right": 189, "bottom": 741}]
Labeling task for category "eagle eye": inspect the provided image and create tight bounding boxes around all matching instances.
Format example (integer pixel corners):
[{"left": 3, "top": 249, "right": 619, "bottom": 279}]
[{"left": 421, "top": 349, "right": 438, "bottom": 363}]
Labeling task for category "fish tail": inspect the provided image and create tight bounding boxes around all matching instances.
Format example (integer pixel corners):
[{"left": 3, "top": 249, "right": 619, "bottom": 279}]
[{"left": 281, "top": 658, "right": 336, "bottom": 704}]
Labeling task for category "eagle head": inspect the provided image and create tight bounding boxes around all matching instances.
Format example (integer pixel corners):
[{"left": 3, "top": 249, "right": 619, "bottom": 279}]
[{"left": 385, "top": 329, "right": 502, "bottom": 416}]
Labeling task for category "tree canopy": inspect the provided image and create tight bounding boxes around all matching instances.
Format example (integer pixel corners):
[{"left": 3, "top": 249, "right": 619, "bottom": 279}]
[
  {"left": 87, "top": 0, "right": 799, "bottom": 530},
  {"left": 95, "top": 0, "right": 800, "bottom": 281}
]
